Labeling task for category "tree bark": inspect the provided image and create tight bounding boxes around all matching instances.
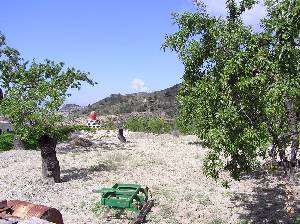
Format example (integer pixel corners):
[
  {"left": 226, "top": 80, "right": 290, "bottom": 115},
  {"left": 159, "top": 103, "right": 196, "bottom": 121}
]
[
  {"left": 284, "top": 96, "right": 299, "bottom": 183},
  {"left": 0, "top": 87, "right": 3, "bottom": 101},
  {"left": 117, "top": 128, "right": 126, "bottom": 143},
  {"left": 38, "top": 134, "right": 61, "bottom": 183}
]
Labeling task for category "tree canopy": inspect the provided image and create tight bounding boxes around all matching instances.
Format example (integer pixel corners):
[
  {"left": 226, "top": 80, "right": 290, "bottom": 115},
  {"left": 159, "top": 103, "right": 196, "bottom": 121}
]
[
  {"left": 0, "top": 32, "right": 96, "bottom": 142},
  {"left": 163, "top": 0, "right": 300, "bottom": 181}
]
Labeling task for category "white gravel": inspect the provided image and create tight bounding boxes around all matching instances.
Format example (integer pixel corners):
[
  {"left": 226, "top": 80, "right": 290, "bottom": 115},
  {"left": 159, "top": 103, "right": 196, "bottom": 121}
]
[{"left": 1, "top": 130, "right": 299, "bottom": 224}]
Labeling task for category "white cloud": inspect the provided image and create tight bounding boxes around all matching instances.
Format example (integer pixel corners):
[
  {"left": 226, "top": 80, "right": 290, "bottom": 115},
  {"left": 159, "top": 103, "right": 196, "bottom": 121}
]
[
  {"left": 242, "top": 1, "right": 267, "bottom": 31},
  {"left": 196, "top": 0, "right": 267, "bottom": 30},
  {"left": 131, "top": 78, "right": 148, "bottom": 92},
  {"left": 201, "top": 0, "right": 227, "bottom": 17}
]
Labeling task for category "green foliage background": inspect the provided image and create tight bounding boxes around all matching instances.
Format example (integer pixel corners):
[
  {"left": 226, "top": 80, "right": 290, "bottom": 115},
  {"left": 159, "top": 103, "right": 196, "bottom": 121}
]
[{"left": 0, "top": 132, "right": 13, "bottom": 151}]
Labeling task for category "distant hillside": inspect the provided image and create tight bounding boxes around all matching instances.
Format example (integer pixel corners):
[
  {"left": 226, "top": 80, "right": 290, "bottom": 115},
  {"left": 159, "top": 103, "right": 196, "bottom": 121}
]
[
  {"left": 60, "top": 104, "right": 83, "bottom": 115},
  {"left": 77, "top": 84, "right": 180, "bottom": 118}
]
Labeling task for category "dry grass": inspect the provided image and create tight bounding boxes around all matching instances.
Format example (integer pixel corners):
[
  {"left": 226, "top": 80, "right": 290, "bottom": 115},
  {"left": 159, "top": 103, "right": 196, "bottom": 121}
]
[{"left": 0, "top": 130, "right": 299, "bottom": 223}]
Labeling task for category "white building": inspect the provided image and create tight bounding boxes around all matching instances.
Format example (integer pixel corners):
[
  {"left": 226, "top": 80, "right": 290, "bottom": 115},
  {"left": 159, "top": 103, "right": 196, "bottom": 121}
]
[{"left": 0, "top": 117, "right": 13, "bottom": 134}]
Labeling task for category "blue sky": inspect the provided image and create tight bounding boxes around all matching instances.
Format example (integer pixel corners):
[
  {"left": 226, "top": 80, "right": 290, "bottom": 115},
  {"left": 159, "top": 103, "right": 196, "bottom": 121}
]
[{"left": 0, "top": 0, "right": 266, "bottom": 106}]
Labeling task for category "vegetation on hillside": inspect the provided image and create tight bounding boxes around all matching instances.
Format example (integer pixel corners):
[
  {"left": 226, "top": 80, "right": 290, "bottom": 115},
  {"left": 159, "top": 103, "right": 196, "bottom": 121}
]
[{"left": 77, "top": 84, "right": 180, "bottom": 118}]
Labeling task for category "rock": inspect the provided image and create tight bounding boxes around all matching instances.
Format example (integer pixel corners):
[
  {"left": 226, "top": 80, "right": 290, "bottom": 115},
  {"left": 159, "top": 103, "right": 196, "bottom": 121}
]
[
  {"left": 68, "top": 132, "right": 81, "bottom": 141},
  {"left": 70, "top": 137, "right": 93, "bottom": 147},
  {"left": 171, "top": 129, "right": 180, "bottom": 137}
]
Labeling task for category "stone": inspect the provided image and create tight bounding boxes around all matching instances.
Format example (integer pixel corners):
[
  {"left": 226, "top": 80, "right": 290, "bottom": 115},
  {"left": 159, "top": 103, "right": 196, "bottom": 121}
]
[{"left": 71, "top": 137, "right": 93, "bottom": 147}]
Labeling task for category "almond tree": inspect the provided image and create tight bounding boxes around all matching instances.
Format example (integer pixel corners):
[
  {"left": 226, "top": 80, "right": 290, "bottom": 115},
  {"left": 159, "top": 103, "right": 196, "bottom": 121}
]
[
  {"left": 0, "top": 32, "right": 96, "bottom": 182},
  {"left": 163, "top": 0, "right": 300, "bottom": 183}
]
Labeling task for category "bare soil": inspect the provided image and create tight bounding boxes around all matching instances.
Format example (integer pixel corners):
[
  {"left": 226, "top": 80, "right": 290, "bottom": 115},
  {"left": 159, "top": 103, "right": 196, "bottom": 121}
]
[{"left": 1, "top": 130, "right": 299, "bottom": 223}]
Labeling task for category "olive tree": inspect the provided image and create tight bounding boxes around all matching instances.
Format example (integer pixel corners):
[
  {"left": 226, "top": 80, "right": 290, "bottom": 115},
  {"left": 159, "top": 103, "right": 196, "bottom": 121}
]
[
  {"left": 0, "top": 32, "right": 96, "bottom": 182},
  {"left": 163, "top": 0, "right": 300, "bottom": 182}
]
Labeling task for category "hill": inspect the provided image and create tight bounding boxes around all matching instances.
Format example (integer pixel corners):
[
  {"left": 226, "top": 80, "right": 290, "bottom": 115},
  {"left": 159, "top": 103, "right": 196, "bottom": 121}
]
[
  {"left": 60, "top": 104, "right": 84, "bottom": 115},
  {"left": 76, "top": 84, "right": 180, "bottom": 118}
]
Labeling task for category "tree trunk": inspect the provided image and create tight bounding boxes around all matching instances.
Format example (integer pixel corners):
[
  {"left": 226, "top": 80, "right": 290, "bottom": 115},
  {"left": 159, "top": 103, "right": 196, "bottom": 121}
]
[
  {"left": 38, "top": 134, "right": 61, "bottom": 183},
  {"left": 117, "top": 128, "right": 126, "bottom": 143},
  {"left": 284, "top": 96, "right": 299, "bottom": 183},
  {"left": 0, "top": 87, "right": 3, "bottom": 101}
]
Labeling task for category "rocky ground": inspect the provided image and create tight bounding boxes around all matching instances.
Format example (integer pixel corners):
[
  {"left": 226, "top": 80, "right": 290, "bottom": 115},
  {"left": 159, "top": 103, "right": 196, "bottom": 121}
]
[{"left": 1, "top": 130, "right": 299, "bottom": 224}]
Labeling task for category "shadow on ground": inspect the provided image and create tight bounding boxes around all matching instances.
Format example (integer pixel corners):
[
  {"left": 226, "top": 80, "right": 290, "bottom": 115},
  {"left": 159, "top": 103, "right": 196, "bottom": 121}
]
[
  {"left": 231, "top": 169, "right": 300, "bottom": 223},
  {"left": 187, "top": 140, "right": 211, "bottom": 148},
  {"left": 58, "top": 141, "right": 133, "bottom": 154},
  {"left": 61, "top": 162, "right": 116, "bottom": 181}
]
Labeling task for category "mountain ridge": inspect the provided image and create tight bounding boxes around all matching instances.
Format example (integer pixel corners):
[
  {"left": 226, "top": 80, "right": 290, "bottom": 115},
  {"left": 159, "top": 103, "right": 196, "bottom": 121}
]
[{"left": 63, "top": 84, "right": 180, "bottom": 118}]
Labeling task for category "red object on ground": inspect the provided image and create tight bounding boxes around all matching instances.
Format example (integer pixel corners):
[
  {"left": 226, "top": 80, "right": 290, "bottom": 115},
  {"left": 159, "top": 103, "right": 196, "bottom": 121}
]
[{"left": 89, "top": 111, "right": 97, "bottom": 120}]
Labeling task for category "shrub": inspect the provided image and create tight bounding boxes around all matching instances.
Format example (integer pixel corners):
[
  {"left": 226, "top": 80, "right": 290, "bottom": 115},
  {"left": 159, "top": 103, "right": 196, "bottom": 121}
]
[
  {"left": 0, "top": 132, "right": 40, "bottom": 151},
  {"left": 124, "top": 117, "right": 147, "bottom": 132},
  {"left": 54, "top": 125, "right": 95, "bottom": 141},
  {"left": 147, "top": 116, "right": 171, "bottom": 134},
  {"left": 124, "top": 116, "right": 172, "bottom": 134},
  {"left": 101, "top": 118, "right": 117, "bottom": 130},
  {"left": 0, "top": 132, "right": 14, "bottom": 151},
  {"left": 0, "top": 125, "right": 94, "bottom": 152}
]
